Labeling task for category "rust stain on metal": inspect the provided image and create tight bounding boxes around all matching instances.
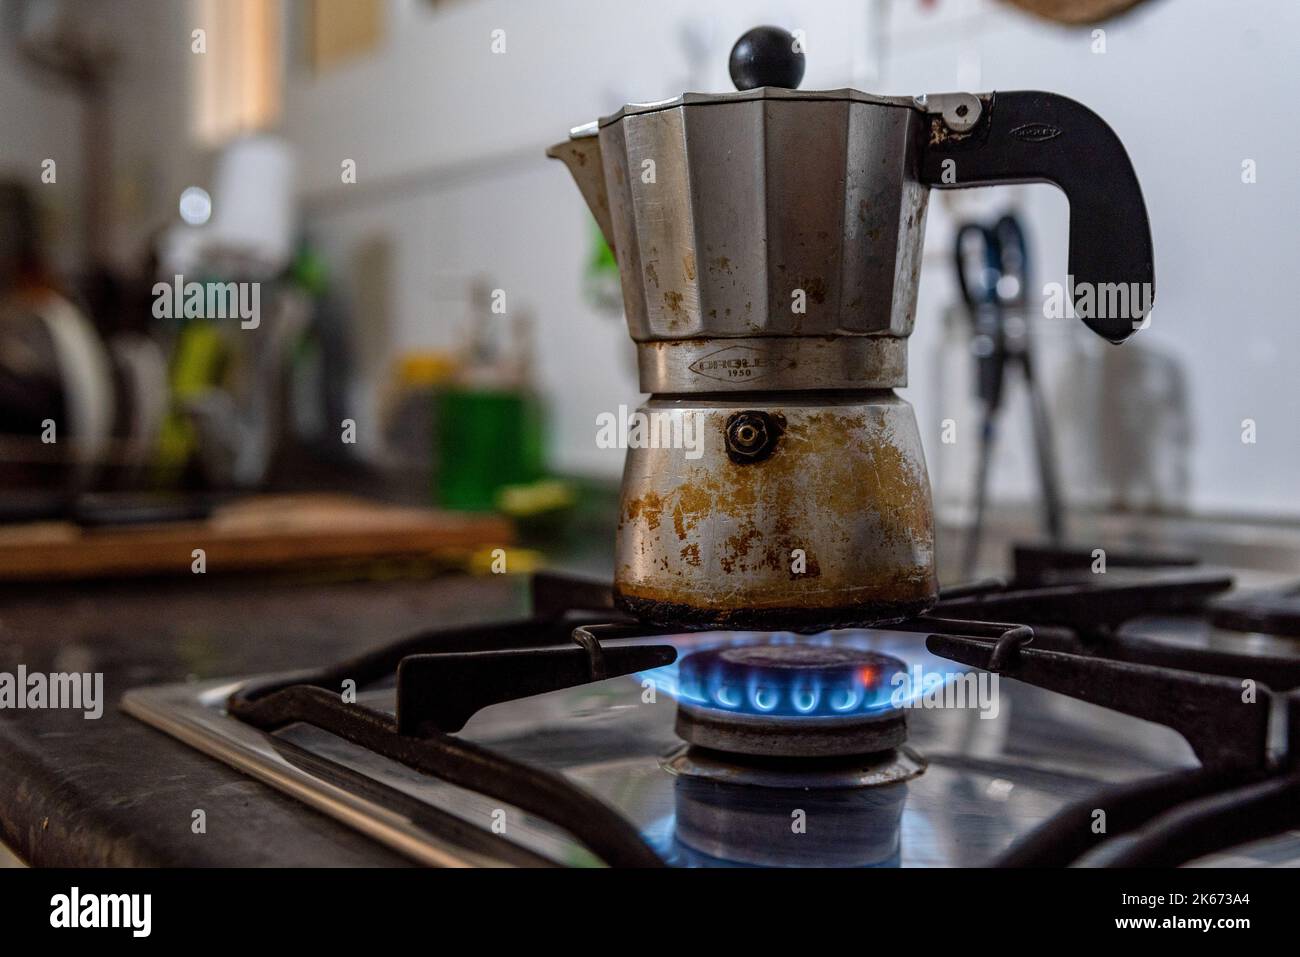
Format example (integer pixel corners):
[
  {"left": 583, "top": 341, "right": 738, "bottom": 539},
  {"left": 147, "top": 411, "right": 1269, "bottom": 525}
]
[
  {"left": 797, "top": 276, "right": 827, "bottom": 305},
  {"left": 623, "top": 492, "right": 664, "bottom": 531},
  {"left": 617, "top": 405, "right": 936, "bottom": 629},
  {"left": 928, "top": 116, "right": 974, "bottom": 146},
  {"left": 662, "top": 290, "right": 688, "bottom": 331},
  {"left": 613, "top": 408, "right": 930, "bottom": 616}
]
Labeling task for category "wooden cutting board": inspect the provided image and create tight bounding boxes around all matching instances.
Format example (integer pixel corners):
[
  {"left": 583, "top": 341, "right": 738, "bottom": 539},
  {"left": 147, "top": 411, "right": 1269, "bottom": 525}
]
[{"left": 0, "top": 494, "right": 513, "bottom": 581}]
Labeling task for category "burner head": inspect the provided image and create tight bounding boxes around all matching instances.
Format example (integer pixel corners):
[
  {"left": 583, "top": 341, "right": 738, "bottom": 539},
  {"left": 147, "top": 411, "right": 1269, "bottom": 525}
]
[
  {"left": 674, "top": 643, "right": 908, "bottom": 758},
  {"left": 668, "top": 766, "right": 911, "bottom": 867}
]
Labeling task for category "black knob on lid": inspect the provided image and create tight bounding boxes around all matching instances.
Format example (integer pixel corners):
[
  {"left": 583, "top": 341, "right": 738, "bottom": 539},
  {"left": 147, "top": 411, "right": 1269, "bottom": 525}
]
[{"left": 728, "top": 26, "right": 805, "bottom": 91}]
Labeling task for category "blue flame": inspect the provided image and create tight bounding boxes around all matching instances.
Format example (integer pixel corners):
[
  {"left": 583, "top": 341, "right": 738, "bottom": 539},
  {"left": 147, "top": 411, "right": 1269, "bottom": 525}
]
[{"left": 636, "top": 628, "right": 968, "bottom": 719}]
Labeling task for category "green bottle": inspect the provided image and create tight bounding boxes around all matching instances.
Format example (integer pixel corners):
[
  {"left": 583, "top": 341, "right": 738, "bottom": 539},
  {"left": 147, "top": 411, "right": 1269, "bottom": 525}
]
[{"left": 435, "top": 387, "right": 546, "bottom": 511}]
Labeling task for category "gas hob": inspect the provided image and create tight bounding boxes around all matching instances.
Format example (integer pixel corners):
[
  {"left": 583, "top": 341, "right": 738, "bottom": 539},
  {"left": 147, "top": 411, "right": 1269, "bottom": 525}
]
[{"left": 122, "top": 547, "right": 1300, "bottom": 867}]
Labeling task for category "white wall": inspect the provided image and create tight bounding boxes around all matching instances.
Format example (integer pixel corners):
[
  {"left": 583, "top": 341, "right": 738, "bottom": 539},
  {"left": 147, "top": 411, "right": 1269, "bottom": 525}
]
[
  {"left": 0, "top": 33, "right": 84, "bottom": 271},
  {"left": 91, "top": 0, "right": 206, "bottom": 268},
  {"left": 93, "top": 0, "right": 1299, "bottom": 515},
  {"left": 281, "top": 0, "right": 1300, "bottom": 516},
  {"left": 282, "top": 0, "right": 890, "bottom": 473},
  {"left": 884, "top": 0, "right": 1300, "bottom": 518}
]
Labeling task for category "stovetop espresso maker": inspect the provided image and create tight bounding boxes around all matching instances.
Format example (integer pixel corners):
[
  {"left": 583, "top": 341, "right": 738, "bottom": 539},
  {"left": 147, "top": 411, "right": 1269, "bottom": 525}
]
[{"left": 550, "top": 26, "right": 1155, "bottom": 631}]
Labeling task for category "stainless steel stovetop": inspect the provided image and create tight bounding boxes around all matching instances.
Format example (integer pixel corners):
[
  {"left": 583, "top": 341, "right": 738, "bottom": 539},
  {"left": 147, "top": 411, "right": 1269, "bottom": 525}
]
[{"left": 122, "top": 610, "right": 1300, "bottom": 868}]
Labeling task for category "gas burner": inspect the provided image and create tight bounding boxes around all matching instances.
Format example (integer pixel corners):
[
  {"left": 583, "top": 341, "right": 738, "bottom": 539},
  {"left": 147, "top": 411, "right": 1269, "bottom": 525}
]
[
  {"left": 674, "top": 644, "right": 909, "bottom": 758},
  {"left": 664, "top": 642, "right": 923, "bottom": 865},
  {"left": 126, "top": 566, "right": 1300, "bottom": 868},
  {"left": 665, "top": 758, "right": 913, "bottom": 867},
  {"left": 663, "top": 742, "right": 925, "bottom": 790}
]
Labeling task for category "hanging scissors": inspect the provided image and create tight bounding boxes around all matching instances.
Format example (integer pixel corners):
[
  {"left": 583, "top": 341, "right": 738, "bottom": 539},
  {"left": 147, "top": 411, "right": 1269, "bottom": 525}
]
[{"left": 953, "top": 213, "right": 1063, "bottom": 577}]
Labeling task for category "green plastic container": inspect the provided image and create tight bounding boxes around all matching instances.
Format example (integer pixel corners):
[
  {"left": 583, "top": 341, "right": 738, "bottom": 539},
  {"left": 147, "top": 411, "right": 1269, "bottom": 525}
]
[{"left": 435, "top": 388, "right": 544, "bottom": 511}]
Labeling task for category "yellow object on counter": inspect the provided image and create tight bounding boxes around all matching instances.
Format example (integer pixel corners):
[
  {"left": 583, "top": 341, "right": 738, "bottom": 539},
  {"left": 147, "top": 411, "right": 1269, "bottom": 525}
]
[
  {"left": 466, "top": 546, "right": 544, "bottom": 577},
  {"left": 154, "top": 322, "right": 227, "bottom": 482},
  {"left": 396, "top": 351, "right": 458, "bottom": 388},
  {"left": 496, "top": 479, "right": 577, "bottom": 517}
]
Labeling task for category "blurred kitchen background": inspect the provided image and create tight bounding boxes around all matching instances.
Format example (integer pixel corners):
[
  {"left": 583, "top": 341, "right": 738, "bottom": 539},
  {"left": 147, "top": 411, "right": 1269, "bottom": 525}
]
[{"left": 0, "top": 0, "right": 1296, "bottom": 585}]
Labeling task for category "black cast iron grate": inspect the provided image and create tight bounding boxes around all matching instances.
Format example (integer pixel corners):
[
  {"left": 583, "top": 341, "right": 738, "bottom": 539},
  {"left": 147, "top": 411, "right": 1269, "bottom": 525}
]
[{"left": 225, "top": 555, "right": 1300, "bottom": 868}]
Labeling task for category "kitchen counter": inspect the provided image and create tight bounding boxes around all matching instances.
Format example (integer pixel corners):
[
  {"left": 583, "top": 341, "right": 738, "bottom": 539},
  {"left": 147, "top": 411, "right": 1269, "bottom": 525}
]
[
  {"left": 0, "top": 572, "right": 532, "bottom": 866},
  {"left": 3, "top": 498, "right": 1297, "bottom": 867}
]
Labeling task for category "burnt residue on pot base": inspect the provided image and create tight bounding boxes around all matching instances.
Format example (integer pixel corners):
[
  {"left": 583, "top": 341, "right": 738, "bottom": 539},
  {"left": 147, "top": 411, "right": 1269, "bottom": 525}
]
[{"left": 613, "top": 591, "right": 937, "bottom": 634}]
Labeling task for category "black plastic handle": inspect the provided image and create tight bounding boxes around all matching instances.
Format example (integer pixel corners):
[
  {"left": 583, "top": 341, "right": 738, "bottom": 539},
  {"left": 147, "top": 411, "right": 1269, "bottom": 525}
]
[{"left": 921, "top": 91, "right": 1154, "bottom": 343}]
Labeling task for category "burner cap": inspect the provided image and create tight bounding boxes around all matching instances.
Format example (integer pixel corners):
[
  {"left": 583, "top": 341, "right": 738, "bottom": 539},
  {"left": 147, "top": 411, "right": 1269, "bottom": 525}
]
[{"left": 674, "top": 643, "right": 908, "bottom": 758}]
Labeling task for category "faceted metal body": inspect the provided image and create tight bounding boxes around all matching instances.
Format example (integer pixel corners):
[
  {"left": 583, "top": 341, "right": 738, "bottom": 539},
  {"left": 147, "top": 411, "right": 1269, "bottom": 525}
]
[
  {"left": 613, "top": 394, "right": 937, "bottom": 630},
  {"left": 601, "top": 92, "right": 929, "bottom": 357},
  {"left": 550, "top": 89, "right": 942, "bottom": 628}
]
